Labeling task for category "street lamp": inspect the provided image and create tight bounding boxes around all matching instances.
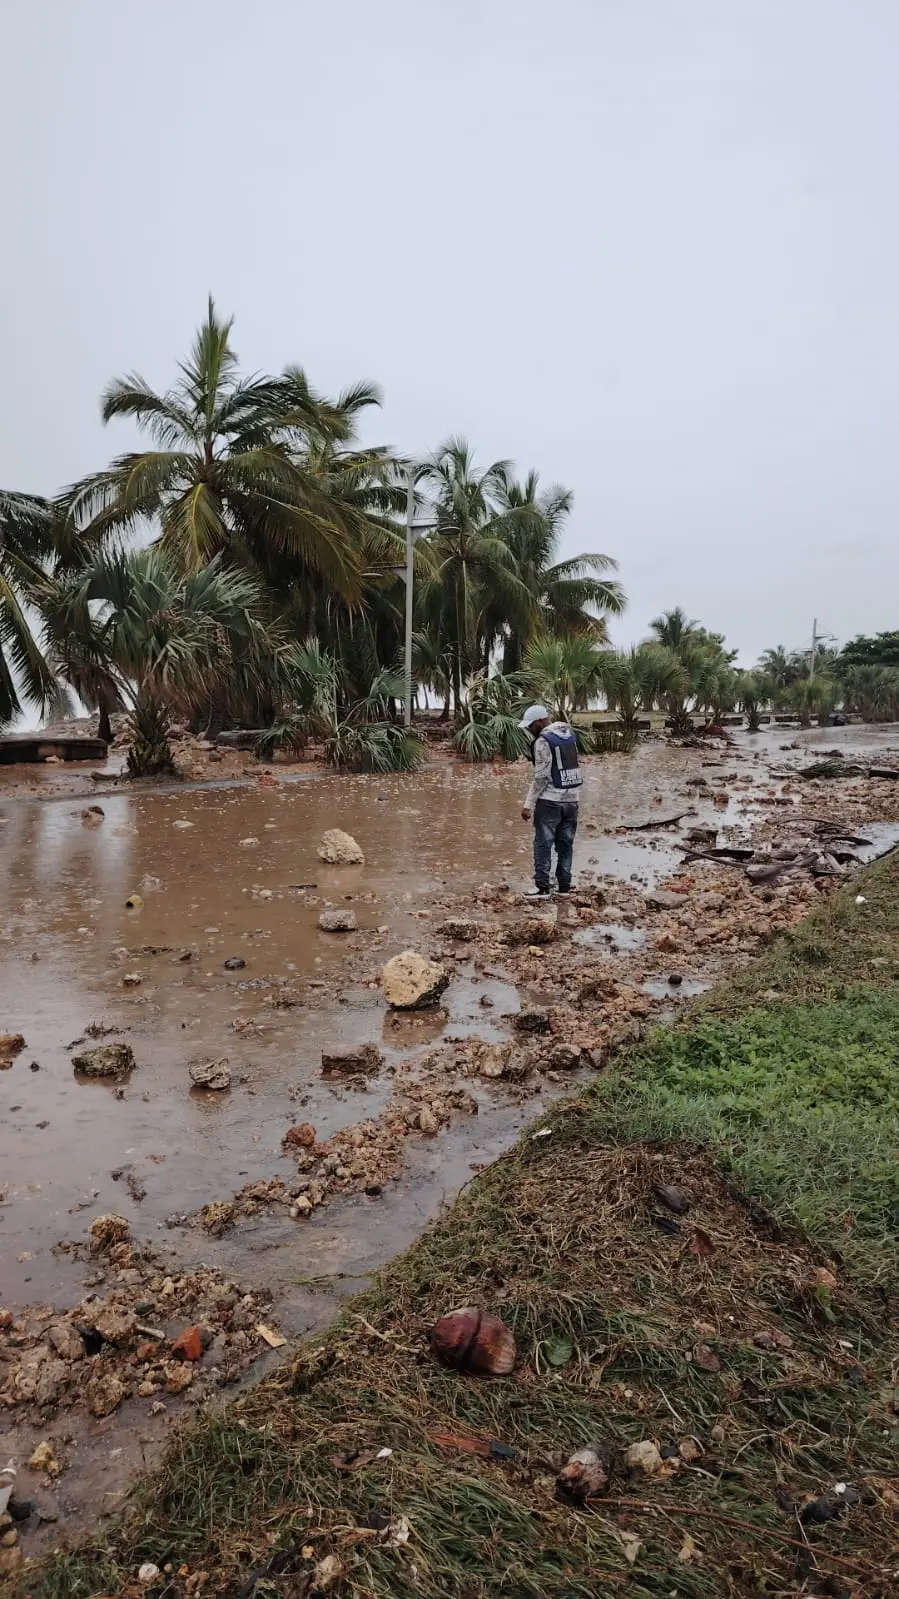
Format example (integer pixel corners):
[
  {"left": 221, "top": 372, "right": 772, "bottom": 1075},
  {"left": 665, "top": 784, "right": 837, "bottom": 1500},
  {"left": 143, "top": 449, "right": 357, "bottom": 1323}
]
[{"left": 403, "top": 468, "right": 437, "bottom": 728}]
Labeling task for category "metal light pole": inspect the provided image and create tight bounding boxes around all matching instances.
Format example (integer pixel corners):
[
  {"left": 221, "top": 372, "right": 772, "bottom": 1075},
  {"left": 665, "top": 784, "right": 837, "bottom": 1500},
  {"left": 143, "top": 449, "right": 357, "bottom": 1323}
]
[
  {"left": 404, "top": 471, "right": 416, "bottom": 728},
  {"left": 403, "top": 468, "right": 437, "bottom": 728}
]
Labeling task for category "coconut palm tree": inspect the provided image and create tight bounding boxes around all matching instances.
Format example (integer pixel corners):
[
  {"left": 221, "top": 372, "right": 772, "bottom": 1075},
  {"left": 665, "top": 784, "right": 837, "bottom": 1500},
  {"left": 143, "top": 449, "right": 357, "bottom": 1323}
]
[
  {"left": 841, "top": 665, "right": 899, "bottom": 724},
  {"left": 415, "top": 439, "right": 534, "bottom": 715},
  {"left": 599, "top": 644, "right": 685, "bottom": 731},
  {"left": 647, "top": 611, "right": 734, "bottom": 733},
  {"left": 523, "top": 635, "right": 607, "bottom": 722},
  {"left": 51, "top": 546, "right": 284, "bottom": 777},
  {"left": 649, "top": 607, "right": 701, "bottom": 654},
  {"left": 0, "top": 490, "right": 73, "bottom": 727},
  {"left": 489, "top": 471, "right": 624, "bottom": 670},
  {"left": 757, "top": 645, "right": 804, "bottom": 706},
  {"left": 789, "top": 675, "right": 839, "bottom": 729},
  {"left": 67, "top": 298, "right": 390, "bottom": 604},
  {"left": 735, "top": 671, "right": 767, "bottom": 732}
]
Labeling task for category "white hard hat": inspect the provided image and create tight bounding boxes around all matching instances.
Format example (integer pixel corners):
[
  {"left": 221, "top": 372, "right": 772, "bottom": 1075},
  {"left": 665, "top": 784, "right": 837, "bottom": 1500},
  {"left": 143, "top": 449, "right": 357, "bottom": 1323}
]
[{"left": 519, "top": 703, "right": 550, "bottom": 729}]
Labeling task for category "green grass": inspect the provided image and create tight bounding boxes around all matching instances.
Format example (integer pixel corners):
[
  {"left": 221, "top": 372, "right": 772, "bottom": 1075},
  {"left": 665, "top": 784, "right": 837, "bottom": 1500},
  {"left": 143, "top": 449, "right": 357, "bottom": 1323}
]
[
  {"left": 22, "top": 854, "right": 899, "bottom": 1599},
  {"left": 581, "top": 989, "right": 899, "bottom": 1291}
]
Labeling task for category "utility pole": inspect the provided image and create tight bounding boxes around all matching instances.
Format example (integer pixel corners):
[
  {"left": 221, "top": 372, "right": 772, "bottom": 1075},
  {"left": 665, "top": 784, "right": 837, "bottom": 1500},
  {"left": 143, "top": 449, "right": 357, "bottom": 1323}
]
[
  {"left": 403, "top": 472, "right": 416, "bottom": 728},
  {"left": 403, "top": 468, "right": 437, "bottom": 728},
  {"left": 809, "top": 618, "right": 835, "bottom": 680}
]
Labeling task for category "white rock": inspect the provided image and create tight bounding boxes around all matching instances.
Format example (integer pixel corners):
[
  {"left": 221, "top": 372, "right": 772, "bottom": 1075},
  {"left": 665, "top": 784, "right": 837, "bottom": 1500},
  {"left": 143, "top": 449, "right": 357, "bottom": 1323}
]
[
  {"left": 318, "top": 908, "right": 358, "bottom": 932},
  {"left": 624, "top": 1440, "right": 663, "bottom": 1475},
  {"left": 382, "top": 950, "right": 449, "bottom": 1010},
  {"left": 189, "top": 1058, "right": 232, "bottom": 1091},
  {"left": 317, "top": 829, "right": 365, "bottom": 865}
]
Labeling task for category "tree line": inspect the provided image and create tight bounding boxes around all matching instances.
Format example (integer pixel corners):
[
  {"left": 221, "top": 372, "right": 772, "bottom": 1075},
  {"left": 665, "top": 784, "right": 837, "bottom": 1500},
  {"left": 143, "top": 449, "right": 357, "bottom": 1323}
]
[{"left": 1, "top": 300, "right": 895, "bottom": 777}]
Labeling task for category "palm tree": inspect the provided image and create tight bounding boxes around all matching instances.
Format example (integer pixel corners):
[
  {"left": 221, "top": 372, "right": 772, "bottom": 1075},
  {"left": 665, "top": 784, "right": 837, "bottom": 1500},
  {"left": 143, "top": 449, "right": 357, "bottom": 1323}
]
[
  {"left": 757, "top": 645, "right": 803, "bottom": 706},
  {"left": 648, "top": 611, "right": 734, "bottom": 734},
  {"left": 735, "top": 671, "right": 767, "bottom": 732},
  {"left": 52, "top": 546, "right": 283, "bottom": 776},
  {"left": 415, "top": 439, "right": 533, "bottom": 715},
  {"left": 68, "top": 298, "right": 390, "bottom": 604},
  {"left": 841, "top": 665, "right": 899, "bottom": 724},
  {"left": 411, "top": 628, "right": 453, "bottom": 720},
  {"left": 523, "top": 636, "right": 606, "bottom": 721},
  {"left": 489, "top": 471, "right": 624, "bottom": 670},
  {"left": 789, "top": 676, "right": 838, "bottom": 729},
  {"left": 599, "top": 644, "right": 685, "bottom": 732},
  {"left": 0, "top": 490, "right": 70, "bottom": 727},
  {"left": 649, "top": 607, "right": 701, "bottom": 653}
]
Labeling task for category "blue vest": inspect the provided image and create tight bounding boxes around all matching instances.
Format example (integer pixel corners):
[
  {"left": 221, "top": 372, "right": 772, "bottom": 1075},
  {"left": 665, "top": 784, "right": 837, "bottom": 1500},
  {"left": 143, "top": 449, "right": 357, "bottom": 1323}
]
[{"left": 542, "top": 728, "right": 583, "bottom": 791}]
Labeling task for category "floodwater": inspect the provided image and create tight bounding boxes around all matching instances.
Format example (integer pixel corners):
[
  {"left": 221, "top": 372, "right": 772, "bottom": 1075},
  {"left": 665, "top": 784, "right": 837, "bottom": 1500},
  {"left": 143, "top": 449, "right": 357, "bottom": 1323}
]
[
  {"left": 0, "top": 740, "right": 768, "bottom": 1306},
  {"left": 3, "top": 724, "right": 898, "bottom": 1308},
  {"left": 2, "top": 724, "right": 898, "bottom": 1538}
]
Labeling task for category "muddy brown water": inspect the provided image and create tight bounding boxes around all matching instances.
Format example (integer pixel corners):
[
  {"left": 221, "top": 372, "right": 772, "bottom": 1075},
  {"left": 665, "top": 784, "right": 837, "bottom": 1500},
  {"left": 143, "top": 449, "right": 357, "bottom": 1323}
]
[
  {"left": 0, "top": 743, "right": 767, "bottom": 1303},
  {"left": 1, "top": 728, "right": 897, "bottom": 1542}
]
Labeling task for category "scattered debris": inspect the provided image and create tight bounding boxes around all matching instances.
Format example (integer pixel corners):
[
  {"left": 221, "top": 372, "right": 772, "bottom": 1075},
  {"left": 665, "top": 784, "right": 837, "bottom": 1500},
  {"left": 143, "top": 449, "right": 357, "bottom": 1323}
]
[
  {"left": 255, "top": 1323, "right": 287, "bottom": 1349},
  {"left": 317, "top": 829, "right": 364, "bottom": 865},
  {"left": 284, "top": 1122, "right": 317, "bottom": 1149},
  {"left": 89, "top": 1214, "right": 131, "bottom": 1251},
  {"left": 200, "top": 1201, "right": 237, "bottom": 1236},
  {"left": 27, "top": 1443, "right": 60, "bottom": 1478},
  {"left": 556, "top": 1442, "right": 612, "bottom": 1499},
  {"left": 318, "top": 908, "right": 358, "bottom": 932},
  {"left": 544, "top": 1042, "right": 582, "bottom": 1070},
  {"left": 188, "top": 1058, "right": 232, "bottom": 1091},
  {"left": 72, "top": 1043, "right": 135, "bottom": 1078},
  {"left": 321, "top": 1043, "right": 383, "bottom": 1076},
  {"left": 429, "top": 1308, "right": 516, "bottom": 1375},
  {"left": 622, "top": 811, "right": 689, "bottom": 830},
  {"left": 513, "top": 1006, "right": 551, "bottom": 1034},
  {"left": 436, "top": 918, "right": 483, "bottom": 940},
  {"left": 799, "top": 1483, "right": 861, "bottom": 1524},
  {"left": 503, "top": 914, "right": 557, "bottom": 947},
  {"left": 382, "top": 950, "right": 449, "bottom": 1009},
  {"left": 624, "top": 1440, "right": 663, "bottom": 1475},
  {"left": 171, "top": 1326, "right": 204, "bottom": 1362}
]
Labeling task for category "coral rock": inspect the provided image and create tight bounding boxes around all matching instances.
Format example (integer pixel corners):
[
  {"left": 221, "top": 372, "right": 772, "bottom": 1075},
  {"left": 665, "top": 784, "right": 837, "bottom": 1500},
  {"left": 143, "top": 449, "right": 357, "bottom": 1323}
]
[
  {"left": 317, "top": 829, "right": 364, "bottom": 865},
  {"left": 382, "top": 951, "right": 449, "bottom": 1010}
]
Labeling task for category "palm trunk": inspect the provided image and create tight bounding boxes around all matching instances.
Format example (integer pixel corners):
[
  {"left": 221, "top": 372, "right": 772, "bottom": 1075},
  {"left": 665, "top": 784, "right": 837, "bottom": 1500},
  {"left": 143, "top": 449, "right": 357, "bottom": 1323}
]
[
  {"left": 97, "top": 694, "right": 113, "bottom": 746},
  {"left": 503, "top": 634, "right": 522, "bottom": 675},
  {"left": 668, "top": 699, "right": 693, "bottom": 735},
  {"left": 203, "top": 692, "right": 227, "bottom": 742},
  {"left": 127, "top": 693, "right": 176, "bottom": 779}
]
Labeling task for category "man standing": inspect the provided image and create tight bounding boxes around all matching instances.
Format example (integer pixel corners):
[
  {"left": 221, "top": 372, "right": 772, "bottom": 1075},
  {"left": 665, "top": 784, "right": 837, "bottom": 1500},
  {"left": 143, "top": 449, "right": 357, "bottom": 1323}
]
[{"left": 519, "top": 704, "right": 582, "bottom": 897}]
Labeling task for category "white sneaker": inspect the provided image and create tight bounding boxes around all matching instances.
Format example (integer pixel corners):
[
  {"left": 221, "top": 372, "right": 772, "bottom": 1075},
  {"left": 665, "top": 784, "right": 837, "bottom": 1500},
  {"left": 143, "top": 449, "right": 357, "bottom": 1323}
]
[{"left": 523, "top": 886, "right": 553, "bottom": 899}]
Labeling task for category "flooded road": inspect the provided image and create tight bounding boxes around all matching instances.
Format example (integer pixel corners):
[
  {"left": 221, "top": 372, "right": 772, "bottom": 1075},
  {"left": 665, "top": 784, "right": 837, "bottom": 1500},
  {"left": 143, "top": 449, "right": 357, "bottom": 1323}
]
[
  {"left": 2, "top": 725, "right": 898, "bottom": 1543},
  {"left": 0, "top": 740, "right": 771, "bottom": 1303}
]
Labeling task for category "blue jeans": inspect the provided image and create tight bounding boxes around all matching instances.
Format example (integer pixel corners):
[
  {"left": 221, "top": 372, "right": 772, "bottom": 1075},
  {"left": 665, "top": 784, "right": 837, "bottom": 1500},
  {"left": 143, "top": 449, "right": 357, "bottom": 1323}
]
[{"left": 533, "top": 799, "right": 578, "bottom": 890}]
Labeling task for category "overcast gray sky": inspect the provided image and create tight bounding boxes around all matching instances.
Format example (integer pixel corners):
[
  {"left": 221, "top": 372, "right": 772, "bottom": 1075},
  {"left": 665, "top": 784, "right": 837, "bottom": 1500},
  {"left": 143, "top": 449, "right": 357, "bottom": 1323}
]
[{"left": 3, "top": 0, "right": 898, "bottom": 664}]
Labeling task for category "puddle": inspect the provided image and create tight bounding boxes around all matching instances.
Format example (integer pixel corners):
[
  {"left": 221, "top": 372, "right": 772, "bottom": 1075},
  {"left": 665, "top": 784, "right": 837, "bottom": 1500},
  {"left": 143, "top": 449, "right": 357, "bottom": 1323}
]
[
  {"left": 642, "top": 975, "right": 712, "bottom": 999},
  {"left": 573, "top": 921, "right": 647, "bottom": 952}
]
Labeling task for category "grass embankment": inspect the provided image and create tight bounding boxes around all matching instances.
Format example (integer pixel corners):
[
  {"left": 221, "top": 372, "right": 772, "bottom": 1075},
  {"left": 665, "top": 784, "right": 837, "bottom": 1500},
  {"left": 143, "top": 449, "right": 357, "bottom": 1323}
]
[{"left": 30, "top": 859, "right": 899, "bottom": 1599}]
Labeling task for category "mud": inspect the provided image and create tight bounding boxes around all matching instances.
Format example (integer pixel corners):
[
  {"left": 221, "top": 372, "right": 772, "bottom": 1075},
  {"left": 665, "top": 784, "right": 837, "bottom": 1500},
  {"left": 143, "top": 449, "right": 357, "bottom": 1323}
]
[{"left": 2, "top": 726, "right": 899, "bottom": 1547}]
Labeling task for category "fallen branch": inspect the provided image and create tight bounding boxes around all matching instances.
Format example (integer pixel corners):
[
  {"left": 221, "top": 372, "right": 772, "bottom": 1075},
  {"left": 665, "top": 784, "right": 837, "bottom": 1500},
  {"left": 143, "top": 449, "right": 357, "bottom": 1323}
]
[
  {"left": 675, "top": 845, "right": 754, "bottom": 865},
  {"left": 582, "top": 1496, "right": 886, "bottom": 1577},
  {"left": 622, "top": 812, "right": 690, "bottom": 831}
]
